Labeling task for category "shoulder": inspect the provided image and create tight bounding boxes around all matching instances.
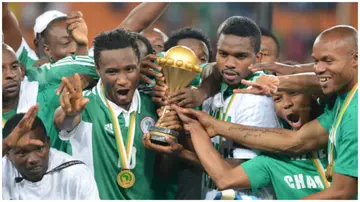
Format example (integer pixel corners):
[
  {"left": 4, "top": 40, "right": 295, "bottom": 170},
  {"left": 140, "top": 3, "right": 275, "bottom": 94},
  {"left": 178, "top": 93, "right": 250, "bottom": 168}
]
[
  {"left": 49, "top": 148, "right": 94, "bottom": 177},
  {"left": 50, "top": 55, "right": 95, "bottom": 68}
]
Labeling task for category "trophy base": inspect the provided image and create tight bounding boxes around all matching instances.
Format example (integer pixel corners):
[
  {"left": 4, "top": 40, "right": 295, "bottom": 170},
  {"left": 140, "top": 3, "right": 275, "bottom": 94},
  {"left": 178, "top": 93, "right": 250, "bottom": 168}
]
[{"left": 149, "top": 126, "right": 179, "bottom": 146}]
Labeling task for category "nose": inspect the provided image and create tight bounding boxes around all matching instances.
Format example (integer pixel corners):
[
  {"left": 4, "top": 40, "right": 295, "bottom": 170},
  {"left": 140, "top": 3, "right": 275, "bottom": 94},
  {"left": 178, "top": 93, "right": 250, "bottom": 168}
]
[
  {"left": 26, "top": 152, "right": 41, "bottom": 166},
  {"left": 314, "top": 62, "right": 326, "bottom": 75},
  {"left": 224, "top": 56, "right": 236, "bottom": 69},
  {"left": 116, "top": 73, "right": 128, "bottom": 86},
  {"left": 283, "top": 95, "right": 294, "bottom": 110}
]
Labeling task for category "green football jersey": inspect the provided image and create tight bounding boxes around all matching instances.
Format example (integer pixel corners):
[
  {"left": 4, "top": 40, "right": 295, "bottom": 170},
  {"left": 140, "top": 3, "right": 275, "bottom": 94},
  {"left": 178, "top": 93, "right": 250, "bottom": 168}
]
[
  {"left": 59, "top": 83, "right": 166, "bottom": 199},
  {"left": 16, "top": 38, "right": 38, "bottom": 70},
  {"left": 26, "top": 55, "right": 99, "bottom": 86},
  {"left": 242, "top": 150, "right": 328, "bottom": 199},
  {"left": 317, "top": 90, "right": 358, "bottom": 179}
]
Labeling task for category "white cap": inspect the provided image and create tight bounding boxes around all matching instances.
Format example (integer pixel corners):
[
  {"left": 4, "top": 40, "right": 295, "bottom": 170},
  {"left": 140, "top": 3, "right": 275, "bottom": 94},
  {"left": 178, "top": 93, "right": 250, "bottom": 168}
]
[{"left": 33, "top": 10, "right": 67, "bottom": 38}]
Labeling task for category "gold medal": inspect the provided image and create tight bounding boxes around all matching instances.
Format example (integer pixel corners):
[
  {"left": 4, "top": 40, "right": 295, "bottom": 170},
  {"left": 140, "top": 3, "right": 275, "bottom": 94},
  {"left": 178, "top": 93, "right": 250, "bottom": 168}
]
[
  {"left": 325, "top": 162, "right": 334, "bottom": 182},
  {"left": 117, "top": 169, "right": 135, "bottom": 188}
]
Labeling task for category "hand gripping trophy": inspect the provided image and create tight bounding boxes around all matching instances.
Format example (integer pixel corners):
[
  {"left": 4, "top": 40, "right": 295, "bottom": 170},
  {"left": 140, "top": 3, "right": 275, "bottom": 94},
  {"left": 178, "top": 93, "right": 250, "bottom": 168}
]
[{"left": 149, "top": 46, "right": 202, "bottom": 145}]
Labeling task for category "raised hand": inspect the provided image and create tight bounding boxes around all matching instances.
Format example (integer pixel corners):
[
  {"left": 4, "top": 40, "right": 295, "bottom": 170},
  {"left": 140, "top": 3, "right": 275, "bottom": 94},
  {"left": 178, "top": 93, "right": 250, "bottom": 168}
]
[
  {"left": 233, "top": 75, "right": 279, "bottom": 96},
  {"left": 3, "top": 104, "right": 44, "bottom": 155},
  {"left": 60, "top": 73, "right": 89, "bottom": 116},
  {"left": 152, "top": 79, "right": 168, "bottom": 106},
  {"left": 66, "top": 11, "right": 88, "bottom": 45},
  {"left": 172, "top": 104, "right": 217, "bottom": 138},
  {"left": 140, "top": 54, "right": 163, "bottom": 85},
  {"left": 168, "top": 87, "right": 206, "bottom": 108}
]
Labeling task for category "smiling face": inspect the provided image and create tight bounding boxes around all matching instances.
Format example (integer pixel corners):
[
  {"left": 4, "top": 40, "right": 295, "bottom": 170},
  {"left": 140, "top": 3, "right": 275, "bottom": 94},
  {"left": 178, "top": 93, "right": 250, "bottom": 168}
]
[
  {"left": 8, "top": 127, "right": 50, "bottom": 182},
  {"left": 273, "top": 92, "right": 312, "bottom": 130},
  {"left": 312, "top": 32, "right": 358, "bottom": 95},
  {"left": 216, "top": 34, "right": 261, "bottom": 86},
  {"left": 96, "top": 47, "right": 140, "bottom": 110},
  {"left": 2, "top": 45, "right": 22, "bottom": 102}
]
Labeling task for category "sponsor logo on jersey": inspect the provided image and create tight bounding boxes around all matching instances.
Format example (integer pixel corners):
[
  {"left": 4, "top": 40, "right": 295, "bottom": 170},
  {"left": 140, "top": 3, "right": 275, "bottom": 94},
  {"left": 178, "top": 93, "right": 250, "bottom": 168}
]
[{"left": 140, "top": 117, "right": 155, "bottom": 133}]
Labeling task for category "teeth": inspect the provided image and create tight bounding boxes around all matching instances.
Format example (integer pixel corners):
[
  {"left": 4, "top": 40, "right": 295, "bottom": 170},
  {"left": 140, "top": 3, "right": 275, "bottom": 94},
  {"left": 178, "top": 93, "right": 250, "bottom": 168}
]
[{"left": 320, "top": 78, "right": 328, "bottom": 82}]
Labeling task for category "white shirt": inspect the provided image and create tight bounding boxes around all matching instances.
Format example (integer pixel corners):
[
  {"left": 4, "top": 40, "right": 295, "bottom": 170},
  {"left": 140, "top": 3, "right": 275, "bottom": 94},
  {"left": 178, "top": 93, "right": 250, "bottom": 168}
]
[{"left": 2, "top": 148, "right": 100, "bottom": 200}]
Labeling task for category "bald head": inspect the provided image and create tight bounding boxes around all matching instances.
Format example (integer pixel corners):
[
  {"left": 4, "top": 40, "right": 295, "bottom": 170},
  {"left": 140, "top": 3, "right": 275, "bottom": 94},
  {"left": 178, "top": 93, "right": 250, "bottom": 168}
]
[
  {"left": 315, "top": 25, "right": 357, "bottom": 53},
  {"left": 142, "top": 27, "right": 168, "bottom": 54}
]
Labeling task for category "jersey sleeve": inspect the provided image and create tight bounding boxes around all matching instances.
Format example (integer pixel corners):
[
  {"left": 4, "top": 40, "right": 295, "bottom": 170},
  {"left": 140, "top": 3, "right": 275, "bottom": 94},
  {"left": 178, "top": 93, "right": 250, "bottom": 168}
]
[
  {"left": 241, "top": 155, "right": 272, "bottom": 195},
  {"left": 316, "top": 104, "right": 336, "bottom": 133},
  {"left": 15, "top": 38, "right": 38, "bottom": 70},
  {"left": 334, "top": 105, "right": 358, "bottom": 178},
  {"left": 234, "top": 94, "right": 281, "bottom": 128}
]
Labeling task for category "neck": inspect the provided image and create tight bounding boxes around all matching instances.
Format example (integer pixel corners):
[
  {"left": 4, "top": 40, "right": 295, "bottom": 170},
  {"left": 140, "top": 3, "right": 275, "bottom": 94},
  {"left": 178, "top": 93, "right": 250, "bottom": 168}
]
[
  {"left": 339, "top": 72, "right": 358, "bottom": 95},
  {"left": 119, "top": 103, "right": 131, "bottom": 111},
  {"left": 2, "top": 97, "right": 19, "bottom": 113}
]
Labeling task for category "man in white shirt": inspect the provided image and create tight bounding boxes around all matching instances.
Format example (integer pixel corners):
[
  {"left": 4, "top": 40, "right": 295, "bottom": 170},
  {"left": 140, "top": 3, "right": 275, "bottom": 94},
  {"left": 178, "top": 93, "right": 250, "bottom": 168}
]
[{"left": 2, "top": 105, "right": 99, "bottom": 200}]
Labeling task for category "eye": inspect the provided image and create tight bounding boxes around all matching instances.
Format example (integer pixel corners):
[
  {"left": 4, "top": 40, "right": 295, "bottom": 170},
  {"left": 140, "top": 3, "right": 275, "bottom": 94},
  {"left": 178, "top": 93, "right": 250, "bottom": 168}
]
[
  {"left": 219, "top": 51, "right": 227, "bottom": 57},
  {"left": 126, "top": 66, "right": 135, "bottom": 73},
  {"left": 273, "top": 97, "right": 281, "bottom": 102},
  {"left": 12, "top": 63, "right": 20, "bottom": 70},
  {"left": 289, "top": 92, "right": 299, "bottom": 96}
]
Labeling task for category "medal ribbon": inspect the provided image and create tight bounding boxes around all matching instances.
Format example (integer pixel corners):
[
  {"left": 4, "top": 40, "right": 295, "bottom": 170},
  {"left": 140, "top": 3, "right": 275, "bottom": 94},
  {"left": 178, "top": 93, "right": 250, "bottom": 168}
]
[
  {"left": 327, "top": 83, "right": 358, "bottom": 174},
  {"left": 311, "top": 152, "right": 330, "bottom": 188},
  {"left": 100, "top": 83, "right": 136, "bottom": 169}
]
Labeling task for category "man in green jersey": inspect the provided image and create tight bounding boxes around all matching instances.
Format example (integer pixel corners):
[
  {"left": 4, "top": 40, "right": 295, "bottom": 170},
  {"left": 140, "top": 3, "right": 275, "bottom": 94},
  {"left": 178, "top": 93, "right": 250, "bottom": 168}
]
[
  {"left": 2, "top": 43, "right": 70, "bottom": 153},
  {"left": 54, "top": 29, "right": 180, "bottom": 199},
  {"left": 172, "top": 25, "right": 358, "bottom": 199},
  {"left": 172, "top": 89, "right": 328, "bottom": 199}
]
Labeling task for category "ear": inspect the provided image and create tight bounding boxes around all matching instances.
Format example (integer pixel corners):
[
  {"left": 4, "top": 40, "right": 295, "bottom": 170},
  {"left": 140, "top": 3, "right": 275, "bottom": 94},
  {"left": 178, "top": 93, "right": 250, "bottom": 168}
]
[
  {"left": 255, "top": 51, "right": 263, "bottom": 63},
  {"left": 352, "top": 51, "right": 358, "bottom": 68},
  {"left": 43, "top": 43, "right": 51, "bottom": 59}
]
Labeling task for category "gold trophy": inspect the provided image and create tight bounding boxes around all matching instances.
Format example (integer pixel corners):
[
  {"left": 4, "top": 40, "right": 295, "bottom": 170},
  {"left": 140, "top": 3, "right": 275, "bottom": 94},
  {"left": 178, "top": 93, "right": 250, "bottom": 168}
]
[{"left": 149, "top": 46, "right": 202, "bottom": 145}]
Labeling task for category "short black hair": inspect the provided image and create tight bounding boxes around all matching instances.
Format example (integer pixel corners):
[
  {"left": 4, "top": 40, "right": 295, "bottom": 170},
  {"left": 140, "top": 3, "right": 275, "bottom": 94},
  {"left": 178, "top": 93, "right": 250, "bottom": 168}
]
[
  {"left": 93, "top": 28, "right": 140, "bottom": 67},
  {"left": 220, "top": 16, "right": 261, "bottom": 54},
  {"left": 259, "top": 27, "right": 280, "bottom": 58},
  {"left": 132, "top": 32, "right": 154, "bottom": 56},
  {"left": 41, "top": 17, "right": 67, "bottom": 44},
  {"left": 164, "top": 27, "right": 213, "bottom": 62},
  {"left": 3, "top": 113, "right": 47, "bottom": 142}
]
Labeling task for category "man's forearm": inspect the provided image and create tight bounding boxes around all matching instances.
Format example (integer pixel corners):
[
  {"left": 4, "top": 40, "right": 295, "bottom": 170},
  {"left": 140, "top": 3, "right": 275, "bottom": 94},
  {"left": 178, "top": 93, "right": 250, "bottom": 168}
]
[
  {"left": 215, "top": 120, "right": 304, "bottom": 155},
  {"left": 54, "top": 107, "right": 81, "bottom": 132},
  {"left": 117, "top": 2, "right": 169, "bottom": 32},
  {"left": 278, "top": 74, "right": 323, "bottom": 94},
  {"left": 2, "top": 3, "right": 23, "bottom": 51}
]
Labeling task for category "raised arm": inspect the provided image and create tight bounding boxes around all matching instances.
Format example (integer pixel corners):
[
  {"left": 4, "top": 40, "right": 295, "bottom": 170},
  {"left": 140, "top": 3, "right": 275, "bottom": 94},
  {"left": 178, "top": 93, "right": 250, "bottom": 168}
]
[
  {"left": 173, "top": 105, "right": 328, "bottom": 156},
  {"left": 249, "top": 62, "right": 315, "bottom": 75},
  {"left": 2, "top": 104, "right": 43, "bottom": 156},
  {"left": 54, "top": 74, "right": 88, "bottom": 132},
  {"left": 117, "top": 2, "right": 169, "bottom": 32},
  {"left": 2, "top": 2, "right": 23, "bottom": 51},
  {"left": 234, "top": 73, "right": 323, "bottom": 95}
]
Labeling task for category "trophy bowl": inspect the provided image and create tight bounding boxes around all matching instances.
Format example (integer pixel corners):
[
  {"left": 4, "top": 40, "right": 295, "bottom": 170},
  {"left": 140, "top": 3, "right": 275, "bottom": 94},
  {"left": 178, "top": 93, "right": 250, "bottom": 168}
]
[{"left": 149, "top": 46, "right": 202, "bottom": 145}]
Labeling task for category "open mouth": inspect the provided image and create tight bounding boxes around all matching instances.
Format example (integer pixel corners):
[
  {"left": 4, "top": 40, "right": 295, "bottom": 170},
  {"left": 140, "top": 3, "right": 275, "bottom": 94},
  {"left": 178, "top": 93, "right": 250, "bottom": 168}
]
[
  {"left": 285, "top": 113, "right": 302, "bottom": 129},
  {"left": 117, "top": 89, "right": 130, "bottom": 96}
]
